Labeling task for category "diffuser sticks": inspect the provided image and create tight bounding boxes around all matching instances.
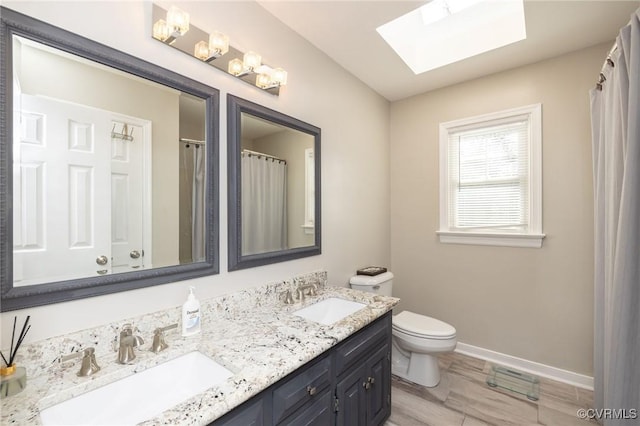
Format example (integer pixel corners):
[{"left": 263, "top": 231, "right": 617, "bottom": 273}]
[{"left": 1, "top": 315, "right": 30, "bottom": 368}]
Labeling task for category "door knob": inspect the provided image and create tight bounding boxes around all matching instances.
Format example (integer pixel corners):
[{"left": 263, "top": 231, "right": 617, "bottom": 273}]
[
  {"left": 130, "top": 250, "right": 141, "bottom": 259},
  {"left": 96, "top": 255, "right": 108, "bottom": 265}
]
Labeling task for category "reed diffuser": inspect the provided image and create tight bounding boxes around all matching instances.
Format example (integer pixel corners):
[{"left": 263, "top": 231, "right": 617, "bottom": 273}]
[{"left": 0, "top": 315, "right": 30, "bottom": 398}]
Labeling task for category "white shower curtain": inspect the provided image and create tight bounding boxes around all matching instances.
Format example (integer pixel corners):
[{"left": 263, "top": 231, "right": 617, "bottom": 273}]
[
  {"left": 191, "top": 146, "right": 205, "bottom": 262},
  {"left": 241, "top": 153, "right": 287, "bottom": 255},
  {"left": 590, "top": 8, "right": 640, "bottom": 424}
]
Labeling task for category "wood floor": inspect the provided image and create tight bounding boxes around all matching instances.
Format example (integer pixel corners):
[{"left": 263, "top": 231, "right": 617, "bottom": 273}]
[{"left": 386, "top": 352, "right": 597, "bottom": 426}]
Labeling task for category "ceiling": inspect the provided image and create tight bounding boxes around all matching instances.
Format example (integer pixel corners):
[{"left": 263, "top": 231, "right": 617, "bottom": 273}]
[{"left": 258, "top": 0, "right": 640, "bottom": 101}]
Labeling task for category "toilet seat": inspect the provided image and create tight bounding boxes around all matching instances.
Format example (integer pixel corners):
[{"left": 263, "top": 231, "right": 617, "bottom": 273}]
[{"left": 393, "top": 311, "right": 456, "bottom": 340}]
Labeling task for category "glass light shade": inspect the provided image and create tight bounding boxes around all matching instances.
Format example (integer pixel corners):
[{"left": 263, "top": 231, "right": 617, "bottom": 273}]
[
  {"left": 209, "top": 31, "right": 229, "bottom": 57},
  {"left": 167, "top": 6, "right": 189, "bottom": 36},
  {"left": 271, "top": 68, "right": 288, "bottom": 86},
  {"left": 228, "top": 58, "right": 245, "bottom": 76},
  {"left": 243, "top": 51, "right": 262, "bottom": 70},
  {"left": 194, "top": 41, "right": 210, "bottom": 61},
  {"left": 152, "top": 19, "right": 171, "bottom": 42},
  {"left": 256, "top": 73, "right": 272, "bottom": 89}
]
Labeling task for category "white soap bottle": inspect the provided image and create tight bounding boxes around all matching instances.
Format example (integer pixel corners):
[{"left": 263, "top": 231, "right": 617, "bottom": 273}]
[{"left": 182, "top": 286, "right": 201, "bottom": 337}]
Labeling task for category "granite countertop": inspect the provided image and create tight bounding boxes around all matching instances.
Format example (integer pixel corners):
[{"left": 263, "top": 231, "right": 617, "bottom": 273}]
[{"left": 1, "top": 274, "right": 399, "bottom": 425}]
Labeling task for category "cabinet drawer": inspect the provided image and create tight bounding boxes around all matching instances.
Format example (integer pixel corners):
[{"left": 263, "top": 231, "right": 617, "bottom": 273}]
[
  {"left": 335, "top": 313, "right": 391, "bottom": 375},
  {"left": 277, "top": 389, "right": 333, "bottom": 426},
  {"left": 272, "top": 355, "right": 332, "bottom": 424}
]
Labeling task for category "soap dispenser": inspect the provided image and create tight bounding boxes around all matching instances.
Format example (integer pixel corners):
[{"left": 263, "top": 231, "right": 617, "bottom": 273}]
[{"left": 182, "top": 286, "right": 201, "bottom": 337}]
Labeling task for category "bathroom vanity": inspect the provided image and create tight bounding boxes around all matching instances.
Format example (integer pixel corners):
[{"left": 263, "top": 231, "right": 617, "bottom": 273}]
[
  {"left": 214, "top": 312, "right": 391, "bottom": 425},
  {"left": 0, "top": 272, "right": 399, "bottom": 425}
]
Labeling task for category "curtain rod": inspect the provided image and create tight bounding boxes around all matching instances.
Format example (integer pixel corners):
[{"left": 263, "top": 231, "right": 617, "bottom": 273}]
[
  {"left": 242, "top": 149, "right": 286, "bottom": 163},
  {"left": 596, "top": 42, "right": 618, "bottom": 91},
  {"left": 180, "top": 138, "right": 205, "bottom": 145}
]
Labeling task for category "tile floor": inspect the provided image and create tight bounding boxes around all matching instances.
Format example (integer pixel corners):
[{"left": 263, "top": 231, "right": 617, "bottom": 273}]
[{"left": 386, "top": 352, "right": 597, "bottom": 426}]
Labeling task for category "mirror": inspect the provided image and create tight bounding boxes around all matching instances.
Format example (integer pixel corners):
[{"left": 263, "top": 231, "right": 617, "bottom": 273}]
[
  {"left": 1, "top": 7, "right": 220, "bottom": 311},
  {"left": 227, "top": 95, "right": 321, "bottom": 270}
]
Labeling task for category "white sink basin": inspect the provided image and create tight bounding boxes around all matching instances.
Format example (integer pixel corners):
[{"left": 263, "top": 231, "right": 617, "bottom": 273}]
[
  {"left": 293, "top": 297, "right": 367, "bottom": 325},
  {"left": 40, "top": 351, "right": 233, "bottom": 425}
]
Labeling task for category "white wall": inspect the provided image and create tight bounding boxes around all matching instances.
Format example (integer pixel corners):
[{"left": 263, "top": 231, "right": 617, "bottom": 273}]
[
  {"left": 390, "top": 43, "right": 607, "bottom": 376},
  {"left": 1, "top": 1, "right": 390, "bottom": 344}
]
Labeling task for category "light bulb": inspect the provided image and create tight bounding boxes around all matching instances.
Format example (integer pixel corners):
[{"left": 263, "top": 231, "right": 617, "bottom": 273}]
[
  {"left": 271, "top": 68, "right": 288, "bottom": 86},
  {"left": 194, "top": 41, "right": 210, "bottom": 61},
  {"left": 243, "top": 51, "right": 262, "bottom": 71},
  {"left": 256, "top": 73, "right": 272, "bottom": 89},
  {"left": 228, "top": 58, "right": 245, "bottom": 76},
  {"left": 209, "top": 31, "right": 229, "bottom": 57},
  {"left": 167, "top": 6, "right": 189, "bottom": 36},
  {"left": 152, "top": 19, "right": 171, "bottom": 42}
]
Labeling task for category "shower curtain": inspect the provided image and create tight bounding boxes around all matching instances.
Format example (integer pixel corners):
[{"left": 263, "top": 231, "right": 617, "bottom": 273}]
[
  {"left": 180, "top": 144, "right": 205, "bottom": 263},
  {"left": 590, "top": 9, "right": 640, "bottom": 424},
  {"left": 241, "top": 153, "right": 287, "bottom": 255},
  {"left": 191, "top": 146, "right": 205, "bottom": 262}
]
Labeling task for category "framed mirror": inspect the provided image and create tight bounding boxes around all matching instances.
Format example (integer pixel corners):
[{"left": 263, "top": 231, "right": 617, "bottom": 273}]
[
  {"left": 0, "top": 7, "right": 220, "bottom": 311},
  {"left": 227, "top": 95, "right": 321, "bottom": 271}
]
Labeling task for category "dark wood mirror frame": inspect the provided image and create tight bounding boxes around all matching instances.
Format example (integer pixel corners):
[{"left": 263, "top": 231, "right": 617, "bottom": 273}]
[
  {"left": 227, "top": 95, "right": 321, "bottom": 271},
  {"left": 0, "top": 7, "right": 220, "bottom": 311}
]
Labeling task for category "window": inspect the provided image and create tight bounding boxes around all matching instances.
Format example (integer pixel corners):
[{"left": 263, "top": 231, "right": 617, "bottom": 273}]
[{"left": 438, "top": 104, "right": 544, "bottom": 248}]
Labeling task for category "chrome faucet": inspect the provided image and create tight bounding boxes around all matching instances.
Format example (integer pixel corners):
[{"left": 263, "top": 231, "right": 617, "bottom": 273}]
[
  {"left": 116, "top": 323, "right": 144, "bottom": 364},
  {"left": 295, "top": 283, "right": 318, "bottom": 301}
]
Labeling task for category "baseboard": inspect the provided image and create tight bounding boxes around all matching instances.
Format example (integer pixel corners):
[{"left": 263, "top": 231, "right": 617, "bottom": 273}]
[{"left": 455, "top": 342, "right": 594, "bottom": 390}]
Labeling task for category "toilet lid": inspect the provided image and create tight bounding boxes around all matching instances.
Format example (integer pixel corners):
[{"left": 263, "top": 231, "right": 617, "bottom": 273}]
[{"left": 393, "top": 311, "right": 456, "bottom": 339}]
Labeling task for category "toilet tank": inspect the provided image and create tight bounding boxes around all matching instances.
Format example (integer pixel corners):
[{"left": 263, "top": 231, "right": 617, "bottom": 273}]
[{"left": 349, "top": 271, "right": 394, "bottom": 296}]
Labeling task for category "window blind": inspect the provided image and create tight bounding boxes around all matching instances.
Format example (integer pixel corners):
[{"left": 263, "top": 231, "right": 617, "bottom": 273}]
[{"left": 448, "top": 118, "right": 530, "bottom": 231}]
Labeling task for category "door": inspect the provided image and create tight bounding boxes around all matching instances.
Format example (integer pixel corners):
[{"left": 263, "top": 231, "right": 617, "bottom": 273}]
[
  {"left": 13, "top": 95, "right": 148, "bottom": 284},
  {"left": 14, "top": 95, "right": 112, "bottom": 285},
  {"left": 110, "top": 120, "right": 145, "bottom": 272}
]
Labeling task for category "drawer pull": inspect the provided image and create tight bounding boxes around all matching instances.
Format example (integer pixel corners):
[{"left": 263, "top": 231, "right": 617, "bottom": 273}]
[
  {"left": 306, "top": 386, "right": 317, "bottom": 396},
  {"left": 368, "top": 377, "right": 375, "bottom": 385},
  {"left": 363, "top": 381, "right": 371, "bottom": 390}
]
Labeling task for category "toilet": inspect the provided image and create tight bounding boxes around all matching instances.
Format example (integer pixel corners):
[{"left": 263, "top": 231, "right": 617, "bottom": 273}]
[{"left": 349, "top": 272, "right": 456, "bottom": 387}]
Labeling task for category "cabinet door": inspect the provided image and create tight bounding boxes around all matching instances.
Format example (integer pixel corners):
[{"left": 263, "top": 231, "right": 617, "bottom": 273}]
[
  {"left": 212, "top": 396, "right": 267, "bottom": 426},
  {"left": 336, "top": 363, "right": 367, "bottom": 426},
  {"left": 277, "top": 390, "right": 333, "bottom": 426},
  {"left": 365, "top": 344, "right": 391, "bottom": 425}
]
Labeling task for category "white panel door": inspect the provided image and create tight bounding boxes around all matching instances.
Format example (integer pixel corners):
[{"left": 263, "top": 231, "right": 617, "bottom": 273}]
[
  {"left": 110, "top": 121, "right": 144, "bottom": 272},
  {"left": 13, "top": 95, "right": 111, "bottom": 286}
]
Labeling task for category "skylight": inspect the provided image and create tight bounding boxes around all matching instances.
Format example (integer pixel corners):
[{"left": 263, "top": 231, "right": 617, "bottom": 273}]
[{"left": 377, "top": 0, "right": 527, "bottom": 75}]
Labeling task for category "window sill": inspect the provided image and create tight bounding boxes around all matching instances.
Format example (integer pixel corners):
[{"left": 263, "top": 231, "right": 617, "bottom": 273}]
[{"left": 436, "top": 231, "right": 545, "bottom": 248}]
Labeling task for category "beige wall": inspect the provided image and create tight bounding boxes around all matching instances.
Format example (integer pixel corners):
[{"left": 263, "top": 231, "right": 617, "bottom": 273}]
[
  {"left": 390, "top": 43, "right": 608, "bottom": 376},
  {"left": 2, "top": 1, "right": 390, "bottom": 344}
]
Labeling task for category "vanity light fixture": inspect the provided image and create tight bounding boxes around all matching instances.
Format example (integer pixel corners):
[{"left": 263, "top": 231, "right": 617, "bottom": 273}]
[
  {"left": 227, "top": 51, "right": 262, "bottom": 77},
  {"left": 152, "top": 4, "right": 287, "bottom": 95},
  {"left": 194, "top": 31, "right": 230, "bottom": 62},
  {"left": 153, "top": 5, "right": 189, "bottom": 44},
  {"left": 255, "top": 66, "right": 288, "bottom": 89}
]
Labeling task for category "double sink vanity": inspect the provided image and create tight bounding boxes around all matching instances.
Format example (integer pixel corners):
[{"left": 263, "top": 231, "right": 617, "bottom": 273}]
[{"left": 1, "top": 272, "right": 398, "bottom": 425}]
